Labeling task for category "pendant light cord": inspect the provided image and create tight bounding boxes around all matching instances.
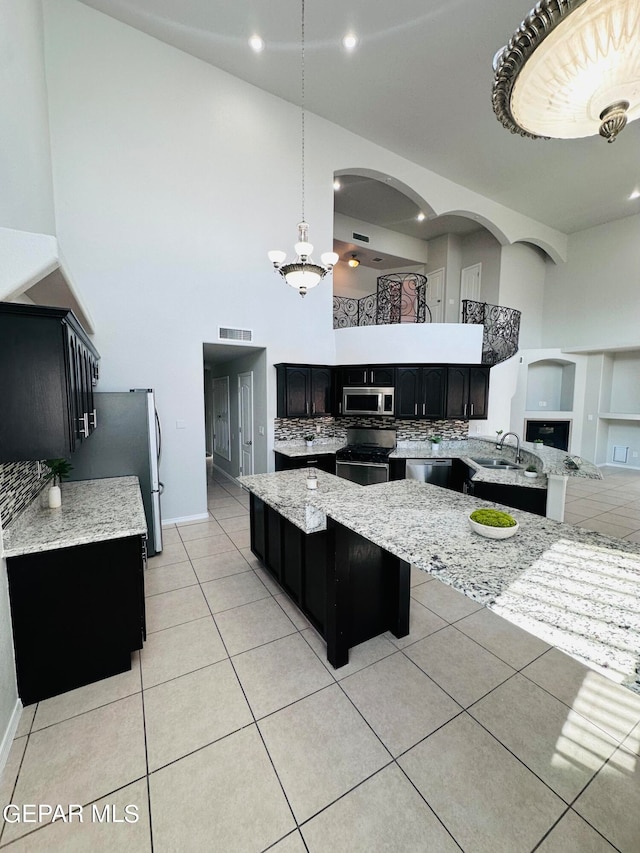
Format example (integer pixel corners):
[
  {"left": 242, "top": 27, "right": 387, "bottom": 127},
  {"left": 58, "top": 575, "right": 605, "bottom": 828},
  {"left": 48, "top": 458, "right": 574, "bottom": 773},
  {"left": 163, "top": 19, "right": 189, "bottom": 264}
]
[{"left": 301, "top": 0, "right": 306, "bottom": 224}]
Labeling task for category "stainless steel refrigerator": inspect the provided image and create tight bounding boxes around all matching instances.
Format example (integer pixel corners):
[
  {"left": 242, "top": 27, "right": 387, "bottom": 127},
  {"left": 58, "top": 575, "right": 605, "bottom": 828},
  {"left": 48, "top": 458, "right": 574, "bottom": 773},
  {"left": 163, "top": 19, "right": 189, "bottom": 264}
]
[{"left": 69, "top": 389, "right": 163, "bottom": 555}]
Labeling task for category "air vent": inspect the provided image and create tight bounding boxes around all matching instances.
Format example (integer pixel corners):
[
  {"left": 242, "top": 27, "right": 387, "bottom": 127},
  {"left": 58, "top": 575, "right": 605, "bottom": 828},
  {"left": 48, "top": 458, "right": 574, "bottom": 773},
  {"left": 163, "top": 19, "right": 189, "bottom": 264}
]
[
  {"left": 218, "top": 327, "right": 253, "bottom": 342},
  {"left": 352, "top": 232, "right": 370, "bottom": 243},
  {"left": 372, "top": 257, "right": 383, "bottom": 263}
]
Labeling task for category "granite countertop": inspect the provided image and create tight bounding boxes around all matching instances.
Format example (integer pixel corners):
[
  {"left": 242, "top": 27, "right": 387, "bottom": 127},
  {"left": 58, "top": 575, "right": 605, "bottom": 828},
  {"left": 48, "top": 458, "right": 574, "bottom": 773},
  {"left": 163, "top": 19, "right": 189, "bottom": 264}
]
[
  {"left": 240, "top": 470, "right": 640, "bottom": 690},
  {"left": 274, "top": 440, "right": 346, "bottom": 458},
  {"left": 390, "top": 436, "right": 602, "bottom": 488},
  {"left": 2, "top": 476, "right": 148, "bottom": 558},
  {"left": 238, "top": 469, "right": 361, "bottom": 533}
]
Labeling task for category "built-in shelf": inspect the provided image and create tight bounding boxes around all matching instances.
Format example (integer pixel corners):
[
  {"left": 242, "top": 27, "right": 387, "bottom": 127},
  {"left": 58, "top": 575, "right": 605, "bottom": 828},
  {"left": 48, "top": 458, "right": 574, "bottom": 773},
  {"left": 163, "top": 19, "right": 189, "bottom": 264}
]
[
  {"left": 598, "top": 413, "right": 640, "bottom": 421},
  {"left": 562, "top": 344, "right": 640, "bottom": 354}
]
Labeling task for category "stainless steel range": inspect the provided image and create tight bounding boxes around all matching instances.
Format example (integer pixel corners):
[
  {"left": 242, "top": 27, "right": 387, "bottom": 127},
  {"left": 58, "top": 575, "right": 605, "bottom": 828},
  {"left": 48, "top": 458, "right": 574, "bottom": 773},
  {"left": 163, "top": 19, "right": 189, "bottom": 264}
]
[{"left": 336, "top": 428, "right": 397, "bottom": 486}]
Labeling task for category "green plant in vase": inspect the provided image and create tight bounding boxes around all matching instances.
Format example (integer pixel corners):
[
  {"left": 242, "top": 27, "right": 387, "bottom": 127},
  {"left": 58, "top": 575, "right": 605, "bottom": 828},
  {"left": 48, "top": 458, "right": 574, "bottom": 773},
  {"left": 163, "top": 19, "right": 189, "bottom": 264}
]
[{"left": 43, "top": 458, "right": 73, "bottom": 508}]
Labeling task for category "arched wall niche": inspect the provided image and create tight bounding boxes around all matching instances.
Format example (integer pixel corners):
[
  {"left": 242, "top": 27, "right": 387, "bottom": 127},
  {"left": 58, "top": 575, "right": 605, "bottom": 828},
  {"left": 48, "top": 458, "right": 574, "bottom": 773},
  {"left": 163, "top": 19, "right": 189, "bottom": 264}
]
[{"left": 526, "top": 357, "right": 577, "bottom": 412}]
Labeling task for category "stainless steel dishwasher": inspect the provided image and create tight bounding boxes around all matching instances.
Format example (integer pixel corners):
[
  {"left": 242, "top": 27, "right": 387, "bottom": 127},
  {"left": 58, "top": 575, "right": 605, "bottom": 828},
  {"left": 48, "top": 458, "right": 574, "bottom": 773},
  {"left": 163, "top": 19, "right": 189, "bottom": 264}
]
[{"left": 406, "top": 458, "right": 452, "bottom": 489}]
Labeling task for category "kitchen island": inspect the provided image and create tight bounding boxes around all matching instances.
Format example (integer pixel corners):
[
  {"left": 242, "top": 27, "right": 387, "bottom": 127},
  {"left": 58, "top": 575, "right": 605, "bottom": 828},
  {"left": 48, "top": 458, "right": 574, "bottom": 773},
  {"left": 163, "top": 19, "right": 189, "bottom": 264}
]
[
  {"left": 240, "top": 471, "right": 640, "bottom": 691},
  {"left": 2, "top": 476, "right": 148, "bottom": 704}
]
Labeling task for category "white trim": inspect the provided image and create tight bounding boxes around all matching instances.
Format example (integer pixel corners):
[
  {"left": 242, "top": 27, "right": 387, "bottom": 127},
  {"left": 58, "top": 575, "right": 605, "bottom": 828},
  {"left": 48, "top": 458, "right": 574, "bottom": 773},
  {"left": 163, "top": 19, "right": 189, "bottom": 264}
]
[
  {"left": 238, "top": 371, "right": 254, "bottom": 478},
  {"left": 597, "top": 462, "right": 640, "bottom": 472},
  {"left": 162, "top": 512, "right": 209, "bottom": 526},
  {"left": 0, "top": 699, "right": 23, "bottom": 780}
]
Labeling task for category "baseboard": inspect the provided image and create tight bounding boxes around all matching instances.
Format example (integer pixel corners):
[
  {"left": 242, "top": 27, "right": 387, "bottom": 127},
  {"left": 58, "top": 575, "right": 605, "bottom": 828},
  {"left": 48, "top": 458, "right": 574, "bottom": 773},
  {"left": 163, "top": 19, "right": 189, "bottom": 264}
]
[
  {"left": 0, "top": 699, "right": 23, "bottom": 779},
  {"left": 597, "top": 463, "right": 640, "bottom": 472},
  {"left": 162, "top": 512, "right": 209, "bottom": 526}
]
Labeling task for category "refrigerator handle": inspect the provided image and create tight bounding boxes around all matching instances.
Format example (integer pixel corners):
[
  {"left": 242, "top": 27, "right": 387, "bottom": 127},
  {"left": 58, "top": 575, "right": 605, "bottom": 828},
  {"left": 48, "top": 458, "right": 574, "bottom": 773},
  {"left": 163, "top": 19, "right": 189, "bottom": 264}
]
[{"left": 155, "top": 409, "right": 162, "bottom": 462}]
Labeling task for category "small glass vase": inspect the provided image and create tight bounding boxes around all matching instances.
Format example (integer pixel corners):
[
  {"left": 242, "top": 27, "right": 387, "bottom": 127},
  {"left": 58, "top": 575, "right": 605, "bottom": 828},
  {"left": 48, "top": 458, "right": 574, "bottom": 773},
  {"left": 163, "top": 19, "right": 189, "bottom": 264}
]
[{"left": 48, "top": 485, "right": 62, "bottom": 508}]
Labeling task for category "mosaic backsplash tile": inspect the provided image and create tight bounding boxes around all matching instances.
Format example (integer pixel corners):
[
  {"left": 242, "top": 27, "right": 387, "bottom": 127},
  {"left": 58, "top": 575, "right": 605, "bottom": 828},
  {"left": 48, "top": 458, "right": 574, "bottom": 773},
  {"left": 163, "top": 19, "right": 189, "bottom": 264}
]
[
  {"left": 0, "top": 462, "right": 46, "bottom": 530},
  {"left": 274, "top": 416, "right": 469, "bottom": 443}
]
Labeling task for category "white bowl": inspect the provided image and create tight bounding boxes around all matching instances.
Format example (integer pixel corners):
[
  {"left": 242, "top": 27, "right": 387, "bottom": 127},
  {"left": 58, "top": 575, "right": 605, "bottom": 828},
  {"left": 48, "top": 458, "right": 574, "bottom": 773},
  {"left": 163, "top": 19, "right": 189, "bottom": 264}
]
[
  {"left": 468, "top": 516, "right": 519, "bottom": 539},
  {"left": 523, "top": 470, "right": 538, "bottom": 479}
]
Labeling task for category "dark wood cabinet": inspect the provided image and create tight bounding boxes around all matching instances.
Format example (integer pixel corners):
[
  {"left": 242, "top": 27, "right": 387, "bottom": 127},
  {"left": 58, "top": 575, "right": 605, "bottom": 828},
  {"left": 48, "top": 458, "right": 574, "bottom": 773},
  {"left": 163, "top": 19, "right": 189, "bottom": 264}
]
[
  {"left": 0, "top": 302, "right": 100, "bottom": 461},
  {"left": 445, "top": 366, "right": 490, "bottom": 420},
  {"left": 275, "top": 451, "right": 336, "bottom": 475},
  {"left": 466, "top": 477, "right": 547, "bottom": 516},
  {"left": 340, "top": 365, "right": 395, "bottom": 387},
  {"left": 395, "top": 366, "right": 446, "bottom": 419},
  {"left": 276, "top": 364, "right": 334, "bottom": 418},
  {"left": 7, "top": 535, "right": 146, "bottom": 705}
]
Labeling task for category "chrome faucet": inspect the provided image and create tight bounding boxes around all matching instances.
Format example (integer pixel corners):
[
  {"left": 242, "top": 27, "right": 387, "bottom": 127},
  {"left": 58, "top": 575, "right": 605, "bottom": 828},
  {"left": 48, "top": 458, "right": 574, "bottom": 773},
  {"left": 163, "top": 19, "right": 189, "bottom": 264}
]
[{"left": 498, "top": 432, "right": 522, "bottom": 463}]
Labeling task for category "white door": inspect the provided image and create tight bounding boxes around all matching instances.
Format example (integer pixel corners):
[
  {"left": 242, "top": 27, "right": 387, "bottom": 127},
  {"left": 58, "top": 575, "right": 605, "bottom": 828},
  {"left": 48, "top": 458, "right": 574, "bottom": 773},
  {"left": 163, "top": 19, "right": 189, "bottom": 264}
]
[
  {"left": 238, "top": 371, "right": 253, "bottom": 476},
  {"left": 460, "top": 263, "right": 482, "bottom": 318},
  {"left": 212, "top": 376, "right": 231, "bottom": 461},
  {"left": 426, "top": 268, "right": 445, "bottom": 323}
]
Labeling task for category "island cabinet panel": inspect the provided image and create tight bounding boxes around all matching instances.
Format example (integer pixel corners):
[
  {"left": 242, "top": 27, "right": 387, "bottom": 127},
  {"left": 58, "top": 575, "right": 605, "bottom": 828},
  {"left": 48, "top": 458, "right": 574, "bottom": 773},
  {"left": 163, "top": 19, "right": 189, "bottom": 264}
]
[
  {"left": 467, "top": 478, "right": 547, "bottom": 516},
  {"left": 7, "top": 535, "right": 145, "bottom": 705},
  {"left": 249, "top": 494, "right": 327, "bottom": 633},
  {"left": 274, "top": 451, "right": 336, "bottom": 475},
  {"left": 0, "top": 302, "right": 100, "bottom": 462},
  {"left": 275, "top": 364, "right": 334, "bottom": 418},
  {"left": 248, "top": 494, "right": 410, "bottom": 668}
]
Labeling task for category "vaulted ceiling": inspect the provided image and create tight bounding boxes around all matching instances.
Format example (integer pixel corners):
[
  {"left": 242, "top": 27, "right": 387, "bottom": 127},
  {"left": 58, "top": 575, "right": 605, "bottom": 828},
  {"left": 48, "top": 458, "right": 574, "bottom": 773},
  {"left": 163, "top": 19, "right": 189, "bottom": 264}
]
[{"left": 78, "top": 0, "right": 640, "bottom": 235}]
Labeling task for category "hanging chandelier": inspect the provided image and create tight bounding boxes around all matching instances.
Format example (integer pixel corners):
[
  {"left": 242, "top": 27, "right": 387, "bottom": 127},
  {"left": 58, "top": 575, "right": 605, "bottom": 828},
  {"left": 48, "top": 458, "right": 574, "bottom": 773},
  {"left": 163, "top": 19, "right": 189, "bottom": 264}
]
[
  {"left": 492, "top": 0, "right": 640, "bottom": 142},
  {"left": 267, "top": 0, "right": 338, "bottom": 296}
]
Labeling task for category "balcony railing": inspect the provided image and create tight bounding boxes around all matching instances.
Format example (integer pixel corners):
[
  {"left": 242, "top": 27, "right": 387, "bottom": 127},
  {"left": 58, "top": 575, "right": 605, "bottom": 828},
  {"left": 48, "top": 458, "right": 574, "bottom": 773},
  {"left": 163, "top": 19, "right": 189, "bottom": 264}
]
[
  {"left": 462, "top": 299, "right": 521, "bottom": 366},
  {"left": 333, "top": 273, "right": 430, "bottom": 329}
]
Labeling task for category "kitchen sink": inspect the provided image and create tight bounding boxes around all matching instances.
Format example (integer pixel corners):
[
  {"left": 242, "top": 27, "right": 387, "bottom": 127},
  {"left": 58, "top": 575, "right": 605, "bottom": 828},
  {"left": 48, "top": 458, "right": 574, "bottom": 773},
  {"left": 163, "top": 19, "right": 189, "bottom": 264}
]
[{"left": 470, "top": 457, "right": 523, "bottom": 470}]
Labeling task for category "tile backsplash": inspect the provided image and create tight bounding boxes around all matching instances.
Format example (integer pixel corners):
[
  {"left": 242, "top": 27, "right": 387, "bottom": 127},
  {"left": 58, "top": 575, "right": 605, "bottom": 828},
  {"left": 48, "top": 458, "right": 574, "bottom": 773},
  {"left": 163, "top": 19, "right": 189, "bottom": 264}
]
[
  {"left": 274, "top": 417, "right": 468, "bottom": 443},
  {"left": 0, "top": 462, "right": 46, "bottom": 530}
]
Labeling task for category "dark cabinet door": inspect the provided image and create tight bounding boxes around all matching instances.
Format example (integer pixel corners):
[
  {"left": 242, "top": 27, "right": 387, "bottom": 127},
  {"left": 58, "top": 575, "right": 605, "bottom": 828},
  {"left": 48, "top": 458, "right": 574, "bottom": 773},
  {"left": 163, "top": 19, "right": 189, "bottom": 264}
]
[
  {"left": 395, "top": 368, "right": 421, "bottom": 418},
  {"left": 469, "top": 367, "right": 490, "bottom": 419},
  {"left": 369, "top": 366, "right": 395, "bottom": 386},
  {"left": 283, "top": 366, "right": 309, "bottom": 418},
  {"left": 422, "top": 367, "right": 446, "bottom": 418},
  {"left": 310, "top": 367, "right": 333, "bottom": 417},
  {"left": 445, "top": 367, "right": 470, "bottom": 419},
  {"left": 341, "top": 366, "right": 368, "bottom": 386}
]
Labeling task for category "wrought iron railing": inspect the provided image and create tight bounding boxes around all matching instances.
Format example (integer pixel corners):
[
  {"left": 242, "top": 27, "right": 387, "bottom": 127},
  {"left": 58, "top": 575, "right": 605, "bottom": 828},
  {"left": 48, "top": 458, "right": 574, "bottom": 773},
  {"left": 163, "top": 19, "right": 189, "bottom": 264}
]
[
  {"left": 333, "top": 273, "right": 431, "bottom": 329},
  {"left": 462, "top": 299, "right": 521, "bottom": 366}
]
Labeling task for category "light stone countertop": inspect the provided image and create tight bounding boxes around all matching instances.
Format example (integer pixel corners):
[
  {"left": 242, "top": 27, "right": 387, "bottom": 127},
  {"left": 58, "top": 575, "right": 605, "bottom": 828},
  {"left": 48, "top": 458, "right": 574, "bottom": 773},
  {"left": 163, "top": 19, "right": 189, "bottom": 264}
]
[
  {"left": 2, "top": 476, "right": 148, "bottom": 558},
  {"left": 274, "top": 440, "right": 346, "bottom": 458},
  {"left": 239, "top": 471, "right": 640, "bottom": 690}
]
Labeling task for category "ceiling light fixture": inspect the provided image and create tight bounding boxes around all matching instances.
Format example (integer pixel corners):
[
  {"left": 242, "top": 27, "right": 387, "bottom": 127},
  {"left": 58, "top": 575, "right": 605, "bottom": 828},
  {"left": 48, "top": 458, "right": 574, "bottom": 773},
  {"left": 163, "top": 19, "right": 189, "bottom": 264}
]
[
  {"left": 268, "top": 0, "right": 338, "bottom": 296},
  {"left": 630, "top": 189, "right": 640, "bottom": 200},
  {"left": 333, "top": 179, "right": 341, "bottom": 191},
  {"left": 342, "top": 33, "right": 358, "bottom": 50},
  {"left": 249, "top": 35, "right": 264, "bottom": 52},
  {"left": 416, "top": 212, "right": 426, "bottom": 222},
  {"left": 348, "top": 255, "right": 360, "bottom": 268},
  {"left": 492, "top": 0, "right": 640, "bottom": 143}
]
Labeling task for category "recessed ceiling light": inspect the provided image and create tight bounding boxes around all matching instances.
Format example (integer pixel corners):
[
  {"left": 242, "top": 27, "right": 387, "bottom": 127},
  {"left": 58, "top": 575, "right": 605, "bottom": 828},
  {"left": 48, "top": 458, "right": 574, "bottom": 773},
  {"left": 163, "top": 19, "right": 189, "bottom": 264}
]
[
  {"left": 630, "top": 189, "right": 640, "bottom": 200},
  {"left": 333, "top": 179, "right": 341, "bottom": 191},
  {"left": 342, "top": 33, "right": 358, "bottom": 51},
  {"left": 348, "top": 254, "right": 360, "bottom": 268},
  {"left": 416, "top": 212, "right": 426, "bottom": 222},
  {"left": 249, "top": 35, "right": 264, "bottom": 53}
]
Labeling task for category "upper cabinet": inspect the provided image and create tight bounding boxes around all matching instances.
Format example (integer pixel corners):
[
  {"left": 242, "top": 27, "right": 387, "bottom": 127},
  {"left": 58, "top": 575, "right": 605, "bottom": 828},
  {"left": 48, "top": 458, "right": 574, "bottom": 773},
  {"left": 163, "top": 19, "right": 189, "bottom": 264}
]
[
  {"left": 276, "top": 364, "right": 334, "bottom": 419},
  {"left": 445, "top": 366, "right": 490, "bottom": 420},
  {"left": 340, "top": 365, "right": 395, "bottom": 387},
  {"left": 0, "top": 303, "right": 100, "bottom": 461},
  {"left": 395, "top": 367, "right": 446, "bottom": 419}
]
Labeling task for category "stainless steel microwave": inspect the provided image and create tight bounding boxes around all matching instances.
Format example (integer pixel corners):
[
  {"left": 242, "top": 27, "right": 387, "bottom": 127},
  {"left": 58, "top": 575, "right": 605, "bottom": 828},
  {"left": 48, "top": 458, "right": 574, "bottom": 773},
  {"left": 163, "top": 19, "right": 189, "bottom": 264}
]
[{"left": 342, "top": 387, "right": 395, "bottom": 416}]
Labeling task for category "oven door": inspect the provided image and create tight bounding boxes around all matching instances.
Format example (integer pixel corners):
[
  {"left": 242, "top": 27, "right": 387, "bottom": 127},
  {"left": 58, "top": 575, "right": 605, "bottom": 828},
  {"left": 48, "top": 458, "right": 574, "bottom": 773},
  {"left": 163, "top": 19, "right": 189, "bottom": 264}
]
[{"left": 336, "top": 461, "right": 389, "bottom": 486}]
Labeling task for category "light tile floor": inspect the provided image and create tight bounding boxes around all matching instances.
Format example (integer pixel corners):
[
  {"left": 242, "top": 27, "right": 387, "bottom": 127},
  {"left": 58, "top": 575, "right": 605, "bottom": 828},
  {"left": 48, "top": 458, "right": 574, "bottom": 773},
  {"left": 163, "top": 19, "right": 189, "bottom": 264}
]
[
  {"left": 1, "top": 466, "right": 640, "bottom": 851},
  {"left": 563, "top": 465, "right": 640, "bottom": 544}
]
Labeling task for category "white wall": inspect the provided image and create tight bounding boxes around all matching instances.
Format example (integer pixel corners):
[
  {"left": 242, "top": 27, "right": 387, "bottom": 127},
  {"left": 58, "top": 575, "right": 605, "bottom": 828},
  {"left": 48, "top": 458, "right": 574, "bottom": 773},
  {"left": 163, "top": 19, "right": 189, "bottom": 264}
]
[
  {"left": 498, "top": 243, "right": 547, "bottom": 349},
  {"left": 334, "top": 323, "right": 482, "bottom": 365},
  {"left": 0, "top": 0, "right": 54, "bottom": 234},
  {"left": 461, "top": 230, "right": 501, "bottom": 306},
  {"left": 543, "top": 214, "right": 640, "bottom": 349}
]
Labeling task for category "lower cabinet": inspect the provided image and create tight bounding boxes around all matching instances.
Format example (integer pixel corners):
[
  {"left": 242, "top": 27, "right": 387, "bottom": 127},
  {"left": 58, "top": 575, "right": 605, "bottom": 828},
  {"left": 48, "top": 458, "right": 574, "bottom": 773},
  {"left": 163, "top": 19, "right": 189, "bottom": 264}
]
[
  {"left": 249, "top": 494, "right": 409, "bottom": 667},
  {"left": 466, "top": 477, "right": 547, "bottom": 516},
  {"left": 7, "top": 535, "right": 146, "bottom": 705},
  {"left": 274, "top": 451, "right": 336, "bottom": 475}
]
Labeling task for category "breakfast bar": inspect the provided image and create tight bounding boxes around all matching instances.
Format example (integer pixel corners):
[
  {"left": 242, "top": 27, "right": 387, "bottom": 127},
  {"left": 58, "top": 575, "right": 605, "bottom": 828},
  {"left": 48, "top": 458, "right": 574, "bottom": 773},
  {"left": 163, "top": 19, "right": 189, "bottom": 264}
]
[{"left": 240, "top": 470, "right": 640, "bottom": 691}]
